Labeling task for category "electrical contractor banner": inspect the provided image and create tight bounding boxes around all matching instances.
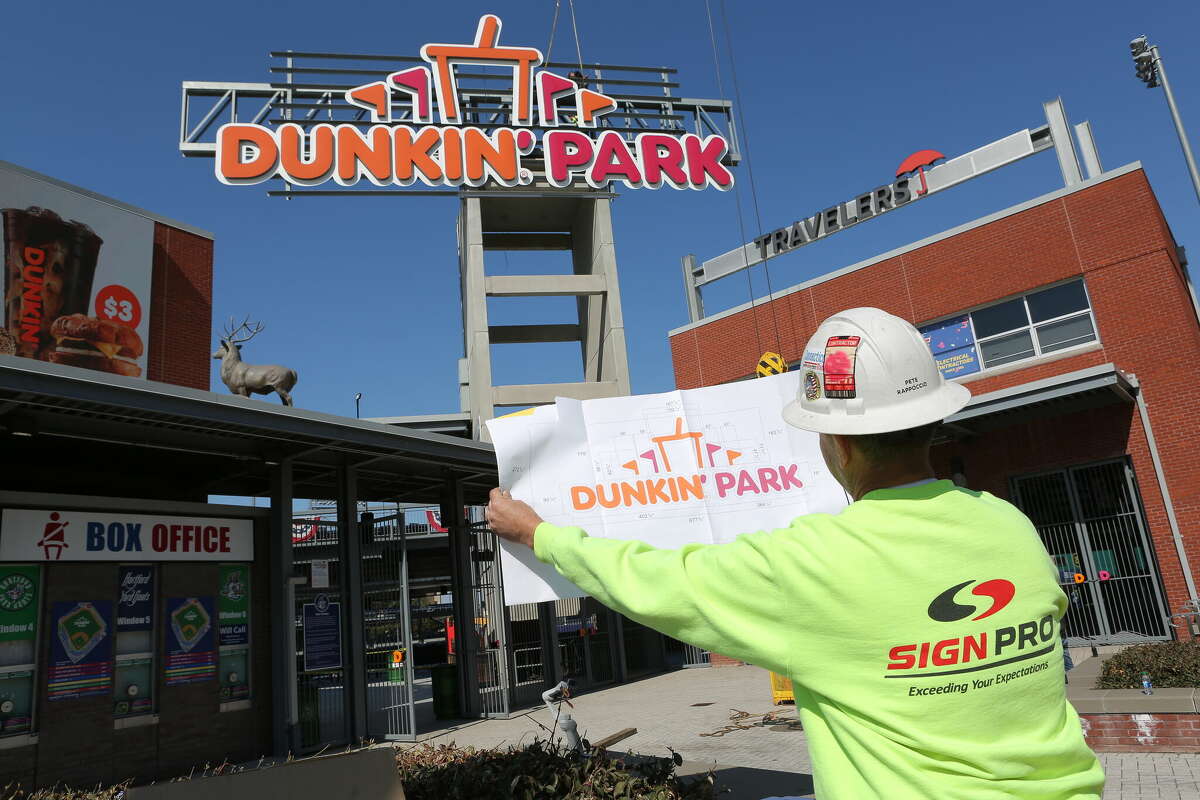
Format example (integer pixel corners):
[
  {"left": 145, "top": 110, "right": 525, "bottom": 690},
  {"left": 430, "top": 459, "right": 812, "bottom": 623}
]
[{"left": 487, "top": 371, "right": 849, "bottom": 605}]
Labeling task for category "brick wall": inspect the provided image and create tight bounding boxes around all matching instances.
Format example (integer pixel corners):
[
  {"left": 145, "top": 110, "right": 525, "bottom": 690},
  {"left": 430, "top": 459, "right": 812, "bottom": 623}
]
[
  {"left": 1081, "top": 713, "right": 1200, "bottom": 752},
  {"left": 1, "top": 519, "right": 271, "bottom": 791},
  {"left": 670, "top": 168, "right": 1200, "bottom": 632},
  {"left": 148, "top": 223, "right": 213, "bottom": 390}
]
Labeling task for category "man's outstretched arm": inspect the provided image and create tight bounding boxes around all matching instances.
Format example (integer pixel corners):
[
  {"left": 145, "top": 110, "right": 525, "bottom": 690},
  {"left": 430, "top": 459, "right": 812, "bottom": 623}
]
[{"left": 486, "top": 488, "right": 789, "bottom": 676}]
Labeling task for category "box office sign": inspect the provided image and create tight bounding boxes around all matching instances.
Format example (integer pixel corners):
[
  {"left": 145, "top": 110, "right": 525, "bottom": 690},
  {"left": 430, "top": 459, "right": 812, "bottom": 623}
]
[
  {"left": 0, "top": 510, "right": 253, "bottom": 561},
  {"left": 2, "top": 163, "right": 154, "bottom": 378}
]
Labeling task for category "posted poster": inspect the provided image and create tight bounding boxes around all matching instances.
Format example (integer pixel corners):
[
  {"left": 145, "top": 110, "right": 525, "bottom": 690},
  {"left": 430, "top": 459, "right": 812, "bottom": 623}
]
[
  {"left": 218, "top": 566, "right": 249, "bottom": 646},
  {"left": 1, "top": 163, "right": 154, "bottom": 378},
  {"left": 0, "top": 565, "right": 39, "bottom": 642},
  {"left": 164, "top": 597, "right": 215, "bottom": 685},
  {"left": 302, "top": 595, "right": 342, "bottom": 672},
  {"left": 116, "top": 566, "right": 153, "bottom": 631},
  {"left": 919, "top": 315, "right": 981, "bottom": 379},
  {"left": 47, "top": 601, "right": 112, "bottom": 701},
  {"left": 486, "top": 371, "right": 849, "bottom": 605}
]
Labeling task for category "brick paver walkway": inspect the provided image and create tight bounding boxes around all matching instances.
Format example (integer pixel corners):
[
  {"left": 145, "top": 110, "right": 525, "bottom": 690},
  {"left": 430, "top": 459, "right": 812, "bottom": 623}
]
[{"left": 409, "top": 665, "right": 1200, "bottom": 799}]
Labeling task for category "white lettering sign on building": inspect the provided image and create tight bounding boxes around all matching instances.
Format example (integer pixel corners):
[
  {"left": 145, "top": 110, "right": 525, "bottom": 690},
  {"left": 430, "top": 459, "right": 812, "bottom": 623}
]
[{"left": 0, "top": 510, "right": 254, "bottom": 562}]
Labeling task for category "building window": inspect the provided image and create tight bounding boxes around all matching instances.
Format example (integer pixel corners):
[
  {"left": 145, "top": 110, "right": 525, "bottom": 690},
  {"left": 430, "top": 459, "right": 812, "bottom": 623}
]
[
  {"left": 114, "top": 565, "right": 155, "bottom": 717},
  {"left": 0, "top": 565, "right": 40, "bottom": 736},
  {"left": 218, "top": 565, "right": 251, "bottom": 702},
  {"left": 920, "top": 278, "right": 1098, "bottom": 379}
]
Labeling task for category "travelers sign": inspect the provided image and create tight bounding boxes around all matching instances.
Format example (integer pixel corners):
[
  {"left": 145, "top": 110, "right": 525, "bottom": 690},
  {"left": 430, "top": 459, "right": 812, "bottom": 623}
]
[
  {"left": 0, "top": 509, "right": 254, "bottom": 561},
  {"left": 215, "top": 15, "right": 734, "bottom": 193}
]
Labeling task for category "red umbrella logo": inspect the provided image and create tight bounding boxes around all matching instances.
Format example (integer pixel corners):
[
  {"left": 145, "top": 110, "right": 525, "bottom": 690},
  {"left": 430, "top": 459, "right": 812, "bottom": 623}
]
[{"left": 896, "top": 149, "right": 945, "bottom": 196}]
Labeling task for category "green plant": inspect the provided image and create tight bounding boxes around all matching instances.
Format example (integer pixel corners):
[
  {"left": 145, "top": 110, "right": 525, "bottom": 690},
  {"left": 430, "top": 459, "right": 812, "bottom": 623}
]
[
  {"left": 394, "top": 740, "right": 716, "bottom": 800},
  {"left": 1094, "top": 641, "right": 1200, "bottom": 689}
]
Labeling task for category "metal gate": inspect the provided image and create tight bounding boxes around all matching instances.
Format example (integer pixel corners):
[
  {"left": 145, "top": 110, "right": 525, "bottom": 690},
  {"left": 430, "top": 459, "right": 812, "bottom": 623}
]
[
  {"left": 362, "top": 511, "right": 417, "bottom": 741},
  {"left": 292, "top": 509, "right": 417, "bottom": 750},
  {"left": 467, "top": 513, "right": 510, "bottom": 717},
  {"left": 1012, "top": 459, "right": 1170, "bottom": 646},
  {"left": 293, "top": 518, "right": 347, "bottom": 752}
]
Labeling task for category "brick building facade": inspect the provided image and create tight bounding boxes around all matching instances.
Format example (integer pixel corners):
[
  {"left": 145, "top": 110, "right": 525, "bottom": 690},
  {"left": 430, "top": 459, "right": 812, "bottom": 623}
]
[
  {"left": 149, "top": 223, "right": 213, "bottom": 390},
  {"left": 670, "top": 163, "right": 1199, "bottom": 652}
]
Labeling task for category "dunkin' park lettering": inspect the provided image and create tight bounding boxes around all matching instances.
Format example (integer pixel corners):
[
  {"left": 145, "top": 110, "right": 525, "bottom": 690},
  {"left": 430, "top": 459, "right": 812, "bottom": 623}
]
[
  {"left": 569, "top": 418, "right": 803, "bottom": 511},
  {"left": 215, "top": 15, "right": 733, "bottom": 192}
]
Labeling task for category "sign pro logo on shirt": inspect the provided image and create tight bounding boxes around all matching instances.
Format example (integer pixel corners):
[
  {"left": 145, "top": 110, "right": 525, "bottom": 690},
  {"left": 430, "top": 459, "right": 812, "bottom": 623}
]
[
  {"left": 886, "top": 578, "right": 1056, "bottom": 677},
  {"left": 927, "top": 578, "right": 1015, "bottom": 622}
]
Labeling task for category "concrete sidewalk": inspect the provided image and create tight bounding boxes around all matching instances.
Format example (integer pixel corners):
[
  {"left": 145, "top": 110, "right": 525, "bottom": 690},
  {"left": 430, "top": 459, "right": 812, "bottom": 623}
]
[{"left": 406, "top": 665, "right": 1200, "bottom": 799}]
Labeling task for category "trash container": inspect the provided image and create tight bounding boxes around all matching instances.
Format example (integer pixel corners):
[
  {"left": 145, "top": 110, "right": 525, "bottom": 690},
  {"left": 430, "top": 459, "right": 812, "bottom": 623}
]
[{"left": 431, "top": 664, "right": 460, "bottom": 719}]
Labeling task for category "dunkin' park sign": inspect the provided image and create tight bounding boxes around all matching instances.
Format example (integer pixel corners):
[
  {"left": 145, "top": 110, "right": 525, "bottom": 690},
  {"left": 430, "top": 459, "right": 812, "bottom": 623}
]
[{"left": 216, "top": 15, "right": 734, "bottom": 192}]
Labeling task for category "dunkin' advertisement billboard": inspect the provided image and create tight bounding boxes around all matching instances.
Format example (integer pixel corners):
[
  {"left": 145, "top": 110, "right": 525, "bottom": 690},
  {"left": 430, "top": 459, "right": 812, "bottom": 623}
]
[{"left": 2, "top": 164, "right": 152, "bottom": 378}]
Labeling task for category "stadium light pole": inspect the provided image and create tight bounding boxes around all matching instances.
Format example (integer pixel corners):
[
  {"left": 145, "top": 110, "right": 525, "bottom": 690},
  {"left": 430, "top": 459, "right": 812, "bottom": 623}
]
[{"left": 1131, "top": 36, "right": 1200, "bottom": 206}]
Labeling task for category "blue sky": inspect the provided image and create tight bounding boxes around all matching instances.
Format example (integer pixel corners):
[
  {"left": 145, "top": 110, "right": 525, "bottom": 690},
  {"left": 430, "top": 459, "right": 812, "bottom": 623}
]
[{"left": 3, "top": 0, "right": 1199, "bottom": 421}]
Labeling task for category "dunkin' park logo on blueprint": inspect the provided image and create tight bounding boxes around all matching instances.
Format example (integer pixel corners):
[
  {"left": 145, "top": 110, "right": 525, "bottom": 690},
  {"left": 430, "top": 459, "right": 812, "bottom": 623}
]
[
  {"left": 215, "top": 15, "right": 733, "bottom": 191},
  {"left": 568, "top": 417, "right": 805, "bottom": 511}
]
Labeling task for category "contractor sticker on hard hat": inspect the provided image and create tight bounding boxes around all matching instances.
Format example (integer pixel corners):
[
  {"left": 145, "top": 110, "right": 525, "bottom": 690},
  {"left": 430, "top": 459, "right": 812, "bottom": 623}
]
[{"left": 823, "top": 336, "right": 860, "bottom": 398}]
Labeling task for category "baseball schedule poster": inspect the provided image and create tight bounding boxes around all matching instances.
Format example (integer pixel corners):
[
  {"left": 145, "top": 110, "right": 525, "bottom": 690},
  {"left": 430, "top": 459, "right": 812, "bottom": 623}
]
[
  {"left": 47, "top": 600, "right": 112, "bottom": 701},
  {"left": 164, "top": 596, "right": 216, "bottom": 685}
]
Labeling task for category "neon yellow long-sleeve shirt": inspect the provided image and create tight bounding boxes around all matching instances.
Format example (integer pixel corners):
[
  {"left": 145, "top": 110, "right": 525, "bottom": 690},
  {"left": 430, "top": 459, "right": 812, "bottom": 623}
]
[{"left": 532, "top": 479, "right": 1104, "bottom": 799}]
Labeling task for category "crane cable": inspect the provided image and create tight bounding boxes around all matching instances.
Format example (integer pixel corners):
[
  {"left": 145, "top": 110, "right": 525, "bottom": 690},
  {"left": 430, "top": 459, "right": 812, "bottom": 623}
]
[
  {"left": 717, "top": 0, "right": 793, "bottom": 364},
  {"left": 568, "top": 0, "right": 586, "bottom": 73},
  {"left": 702, "top": 0, "right": 769, "bottom": 362},
  {"left": 546, "top": 0, "right": 561, "bottom": 63}
]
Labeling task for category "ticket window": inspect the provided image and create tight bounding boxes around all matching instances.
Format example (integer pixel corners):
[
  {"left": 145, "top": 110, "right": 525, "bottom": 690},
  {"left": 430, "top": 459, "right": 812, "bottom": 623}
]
[
  {"left": 114, "top": 565, "right": 155, "bottom": 717},
  {"left": 218, "top": 565, "right": 251, "bottom": 704},
  {"left": 0, "top": 565, "right": 40, "bottom": 736}
]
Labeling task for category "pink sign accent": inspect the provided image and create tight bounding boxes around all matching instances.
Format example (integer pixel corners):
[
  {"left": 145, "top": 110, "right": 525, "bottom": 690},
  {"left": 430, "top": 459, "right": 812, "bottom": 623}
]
[{"left": 389, "top": 67, "right": 433, "bottom": 123}]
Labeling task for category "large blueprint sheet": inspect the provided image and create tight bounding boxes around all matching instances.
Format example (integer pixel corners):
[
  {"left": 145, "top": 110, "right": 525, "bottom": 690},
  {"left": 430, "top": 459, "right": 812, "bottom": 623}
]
[{"left": 487, "top": 372, "right": 848, "bottom": 605}]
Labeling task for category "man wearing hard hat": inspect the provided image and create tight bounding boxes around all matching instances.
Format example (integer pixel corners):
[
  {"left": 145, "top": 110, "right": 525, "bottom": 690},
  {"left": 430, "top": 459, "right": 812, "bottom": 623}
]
[{"left": 487, "top": 308, "right": 1104, "bottom": 799}]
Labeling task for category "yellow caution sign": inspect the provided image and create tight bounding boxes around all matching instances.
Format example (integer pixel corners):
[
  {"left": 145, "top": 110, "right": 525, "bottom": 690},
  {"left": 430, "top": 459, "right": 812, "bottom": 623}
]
[
  {"left": 392, "top": 649, "right": 405, "bottom": 666},
  {"left": 756, "top": 352, "right": 787, "bottom": 378}
]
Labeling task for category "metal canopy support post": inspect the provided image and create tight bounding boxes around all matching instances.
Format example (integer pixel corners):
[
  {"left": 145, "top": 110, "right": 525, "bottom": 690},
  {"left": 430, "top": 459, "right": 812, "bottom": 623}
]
[
  {"left": 1044, "top": 98, "right": 1083, "bottom": 187},
  {"left": 269, "top": 458, "right": 296, "bottom": 756},
  {"left": 338, "top": 464, "right": 367, "bottom": 742},
  {"left": 442, "top": 477, "right": 480, "bottom": 715}
]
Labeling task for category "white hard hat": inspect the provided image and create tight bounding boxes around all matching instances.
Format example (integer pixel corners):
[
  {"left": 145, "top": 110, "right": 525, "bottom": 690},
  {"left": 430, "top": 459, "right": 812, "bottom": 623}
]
[{"left": 782, "top": 307, "right": 971, "bottom": 435}]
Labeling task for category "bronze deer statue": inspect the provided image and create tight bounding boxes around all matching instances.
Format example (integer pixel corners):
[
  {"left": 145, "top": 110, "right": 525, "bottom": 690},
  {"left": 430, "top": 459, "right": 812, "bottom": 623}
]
[{"left": 212, "top": 317, "right": 298, "bottom": 406}]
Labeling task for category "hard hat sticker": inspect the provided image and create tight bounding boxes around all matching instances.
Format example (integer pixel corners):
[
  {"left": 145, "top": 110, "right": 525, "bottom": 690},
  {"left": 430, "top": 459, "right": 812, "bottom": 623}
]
[
  {"left": 823, "top": 336, "right": 861, "bottom": 399},
  {"left": 804, "top": 370, "right": 822, "bottom": 401}
]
